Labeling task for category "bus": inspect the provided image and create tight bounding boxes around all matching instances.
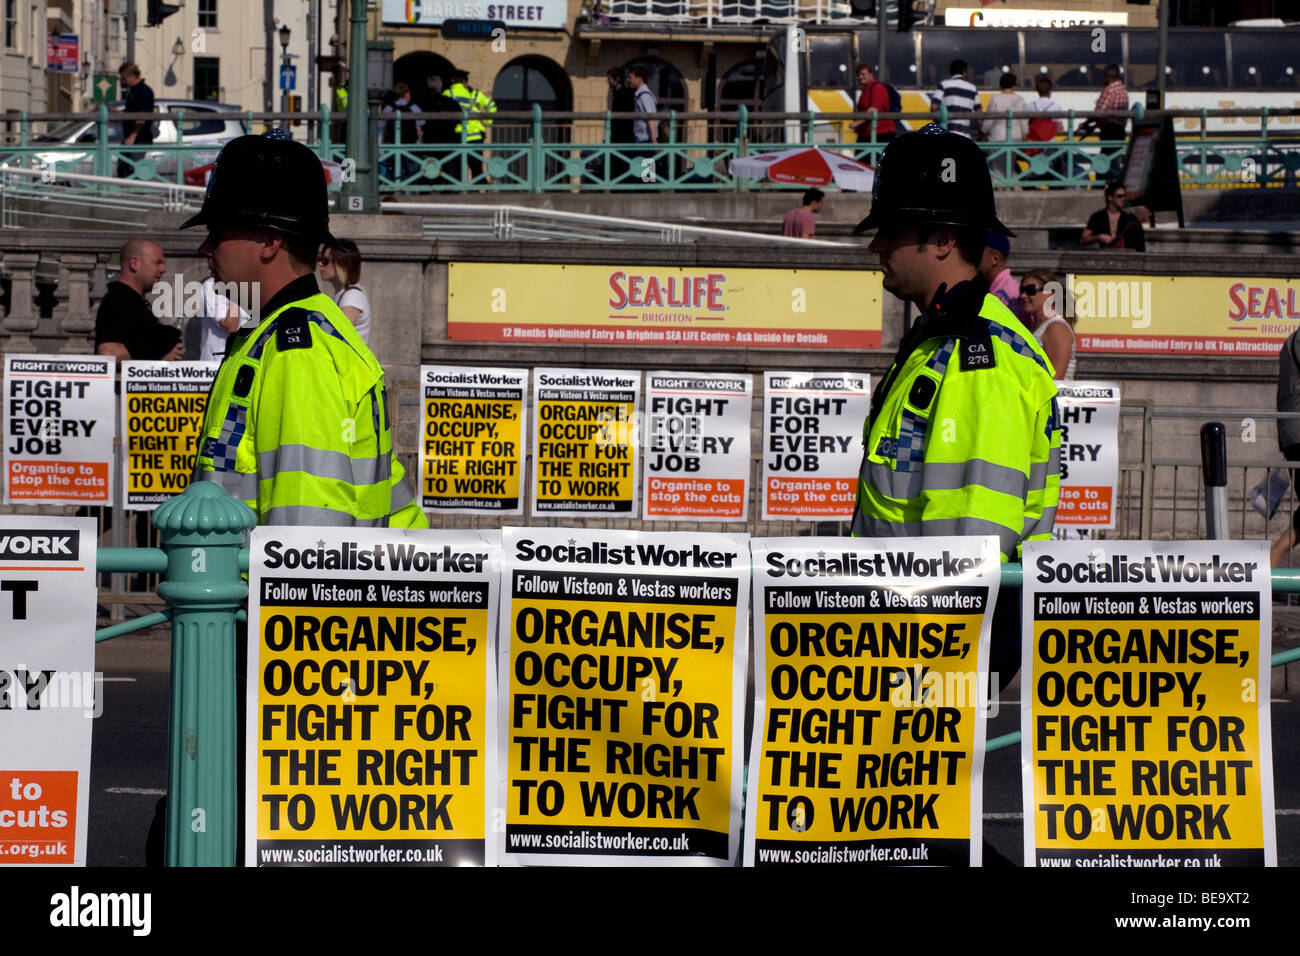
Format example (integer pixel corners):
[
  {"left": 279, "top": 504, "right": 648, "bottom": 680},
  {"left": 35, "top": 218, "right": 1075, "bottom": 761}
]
[{"left": 758, "top": 23, "right": 1300, "bottom": 143}]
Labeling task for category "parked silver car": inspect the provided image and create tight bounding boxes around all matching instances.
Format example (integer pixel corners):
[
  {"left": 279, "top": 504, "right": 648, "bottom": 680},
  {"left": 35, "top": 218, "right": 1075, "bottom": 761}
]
[{"left": 31, "top": 99, "right": 246, "bottom": 179}]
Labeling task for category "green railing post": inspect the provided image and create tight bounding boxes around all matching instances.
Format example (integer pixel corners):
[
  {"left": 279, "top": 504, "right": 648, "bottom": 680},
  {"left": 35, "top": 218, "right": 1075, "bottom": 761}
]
[
  {"left": 19, "top": 111, "right": 27, "bottom": 146},
  {"left": 95, "top": 103, "right": 109, "bottom": 178},
  {"left": 530, "top": 102, "right": 543, "bottom": 193},
  {"left": 668, "top": 108, "right": 677, "bottom": 185},
  {"left": 734, "top": 105, "right": 748, "bottom": 192},
  {"left": 153, "top": 481, "right": 256, "bottom": 866},
  {"left": 1260, "top": 108, "right": 1270, "bottom": 186}
]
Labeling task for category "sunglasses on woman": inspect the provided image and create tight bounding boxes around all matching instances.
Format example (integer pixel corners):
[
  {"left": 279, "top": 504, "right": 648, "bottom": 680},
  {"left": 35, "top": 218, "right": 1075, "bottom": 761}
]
[{"left": 1020, "top": 284, "right": 1041, "bottom": 296}]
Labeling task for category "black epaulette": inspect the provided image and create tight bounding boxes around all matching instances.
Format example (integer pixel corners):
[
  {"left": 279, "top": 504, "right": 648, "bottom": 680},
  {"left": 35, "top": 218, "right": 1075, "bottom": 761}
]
[
  {"left": 958, "top": 322, "right": 996, "bottom": 372},
  {"left": 276, "top": 307, "right": 313, "bottom": 351}
]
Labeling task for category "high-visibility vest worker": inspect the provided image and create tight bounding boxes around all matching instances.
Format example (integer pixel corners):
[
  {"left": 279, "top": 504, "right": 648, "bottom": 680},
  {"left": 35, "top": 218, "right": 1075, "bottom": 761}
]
[
  {"left": 851, "top": 278, "right": 1060, "bottom": 561},
  {"left": 849, "top": 123, "right": 1060, "bottom": 562},
  {"left": 444, "top": 71, "right": 496, "bottom": 141},
  {"left": 335, "top": 85, "right": 348, "bottom": 111},
  {"left": 181, "top": 132, "right": 426, "bottom": 529},
  {"left": 850, "top": 123, "right": 1060, "bottom": 690}
]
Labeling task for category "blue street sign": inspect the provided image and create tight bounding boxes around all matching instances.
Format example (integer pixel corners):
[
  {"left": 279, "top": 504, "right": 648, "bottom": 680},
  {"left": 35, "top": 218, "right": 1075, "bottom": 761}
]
[{"left": 279, "top": 64, "right": 297, "bottom": 91}]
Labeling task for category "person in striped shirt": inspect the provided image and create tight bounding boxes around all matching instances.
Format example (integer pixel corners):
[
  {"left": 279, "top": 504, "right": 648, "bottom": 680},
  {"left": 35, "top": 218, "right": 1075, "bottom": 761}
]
[{"left": 929, "top": 59, "right": 981, "bottom": 140}]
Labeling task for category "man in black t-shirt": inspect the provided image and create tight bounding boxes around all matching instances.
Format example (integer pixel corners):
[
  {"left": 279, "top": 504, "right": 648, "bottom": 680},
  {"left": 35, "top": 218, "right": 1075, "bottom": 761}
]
[
  {"left": 116, "top": 62, "right": 156, "bottom": 179},
  {"left": 94, "top": 238, "right": 182, "bottom": 361},
  {"left": 1079, "top": 183, "right": 1146, "bottom": 251}
]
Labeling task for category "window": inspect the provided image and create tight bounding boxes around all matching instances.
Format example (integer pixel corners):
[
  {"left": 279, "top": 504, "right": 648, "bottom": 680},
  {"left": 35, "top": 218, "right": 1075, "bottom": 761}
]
[
  {"left": 198, "top": 0, "right": 217, "bottom": 29},
  {"left": 4, "top": 0, "right": 17, "bottom": 50},
  {"left": 852, "top": 29, "right": 919, "bottom": 86},
  {"left": 1227, "top": 31, "right": 1298, "bottom": 90},
  {"left": 1024, "top": 30, "right": 1107, "bottom": 90},
  {"left": 168, "top": 106, "right": 226, "bottom": 135},
  {"left": 193, "top": 58, "right": 220, "bottom": 101},
  {"left": 806, "top": 35, "right": 852, "bottom": 90},
  {"left": 1131, "top": 29, "right": 1225, "bottom": 89},
  {"left": 919, "top": 29, "right": 1019, "bottom": 91}
]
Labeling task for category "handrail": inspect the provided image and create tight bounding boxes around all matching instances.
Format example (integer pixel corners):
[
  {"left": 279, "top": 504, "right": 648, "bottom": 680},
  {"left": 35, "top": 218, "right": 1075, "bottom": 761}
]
[{"left": 389, "top": 201, "right": 849, "bottom": 245}]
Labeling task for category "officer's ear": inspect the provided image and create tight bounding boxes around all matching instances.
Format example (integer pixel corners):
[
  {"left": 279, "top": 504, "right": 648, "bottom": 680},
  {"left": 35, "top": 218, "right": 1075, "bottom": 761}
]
[
  {"left": 929, "top": 225, "right": 960, "bottom": 260},
  {"left": 257, "top": 230, "right": 285, "bottom": 264}
]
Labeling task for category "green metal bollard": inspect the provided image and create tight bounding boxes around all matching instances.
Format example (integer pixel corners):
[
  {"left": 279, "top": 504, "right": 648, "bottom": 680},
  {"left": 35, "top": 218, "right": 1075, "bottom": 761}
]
[{"left": 153, "top": 481, "right": 256, "bottom": 866}]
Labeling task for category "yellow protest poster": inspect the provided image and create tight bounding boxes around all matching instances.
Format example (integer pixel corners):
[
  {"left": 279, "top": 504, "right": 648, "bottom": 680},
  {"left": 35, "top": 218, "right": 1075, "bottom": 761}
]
[
  {"left": 420, "top": 365, "right": 528, "bottom": 514},
  {"left": 532, "top": 368, "right": 639, "bottom": 516},
  {"left": 746, "top": 537, "right": 999, "bottom": 866},
  {"left": 1023, "top": 541, "right": 1276, "bottom": 867},
  {"left": 247, "top": 528, "right": 499, "bottom": 866},
  {"left": 120, "top": 361, "right": 216, "bottom": 510},
  {"left": 500, "top": 528, "right": 749, "bottom": 865}
]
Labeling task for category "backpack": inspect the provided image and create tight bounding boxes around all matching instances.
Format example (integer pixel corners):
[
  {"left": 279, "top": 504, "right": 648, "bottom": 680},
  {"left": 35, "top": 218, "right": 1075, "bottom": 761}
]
[
  {"left": 1026, "top": 111, "right": 1057, "bottom": 155},
  {"left": 870, "top": 80, "right": 901, "bottom": 113}
]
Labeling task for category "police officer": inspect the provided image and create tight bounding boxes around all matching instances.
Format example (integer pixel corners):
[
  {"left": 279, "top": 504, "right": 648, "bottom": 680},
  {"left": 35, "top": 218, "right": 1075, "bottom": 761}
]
[
  {"left": 851, "top": 123, "right": 1060, "bottom": 683},
  {"left": 182, "top": 132, "right": 426, "bottom": 529},
  {"left": 444, "top": 68, "right": 496, "bottom": 180}
]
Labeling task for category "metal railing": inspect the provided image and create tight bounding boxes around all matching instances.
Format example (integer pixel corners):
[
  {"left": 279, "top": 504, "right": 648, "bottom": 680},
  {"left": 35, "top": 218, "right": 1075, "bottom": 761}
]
[
  {"left": 2, "top": 106, "right": 1297, "bottom": 201},
  {"left": 398, "top": 201, "right": 846, "bottom": 243}
]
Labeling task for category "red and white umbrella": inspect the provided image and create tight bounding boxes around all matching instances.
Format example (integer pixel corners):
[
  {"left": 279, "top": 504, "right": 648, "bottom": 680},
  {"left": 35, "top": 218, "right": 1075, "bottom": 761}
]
[{"left": 729, "top": 146, "right": 875, "bottom": 191}]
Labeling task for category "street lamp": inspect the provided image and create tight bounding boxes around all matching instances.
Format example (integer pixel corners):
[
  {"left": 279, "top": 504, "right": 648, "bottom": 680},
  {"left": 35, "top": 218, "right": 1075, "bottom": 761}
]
[{"left": 279, "top": 25, "right": 292, "bottom": 130}]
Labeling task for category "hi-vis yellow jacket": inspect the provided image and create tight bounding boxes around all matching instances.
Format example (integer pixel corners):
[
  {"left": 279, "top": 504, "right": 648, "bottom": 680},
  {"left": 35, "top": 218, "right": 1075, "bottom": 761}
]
[
  {"left": 194, "top": 283, "right": 426, "bottom": 528},
  {"left": 852, "top": 279, "right": 1060, "bottom": 560},
  {"left": 444, "top": 82, "right": 496, "bottom": 141}
]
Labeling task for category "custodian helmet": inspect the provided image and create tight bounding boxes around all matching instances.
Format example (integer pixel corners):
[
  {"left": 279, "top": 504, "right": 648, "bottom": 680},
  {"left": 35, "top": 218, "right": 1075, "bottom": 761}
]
[
  {"left": 853, "top": 122, "right": 1014, "bottom": 236},
  {"left": 181, "top": 133, "right": 341, "bottom": 248}
]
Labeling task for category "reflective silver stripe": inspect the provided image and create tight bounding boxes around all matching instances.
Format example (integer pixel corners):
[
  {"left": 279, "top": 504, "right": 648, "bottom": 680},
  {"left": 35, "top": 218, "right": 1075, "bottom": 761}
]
[
  {"left": 195, "top": 470, "right": 258, "bottom": 499},
  {"left": 1029, "top": 459, "right": 1052, "bottom": 491},
  {"left": 259, "top": 445, "right": 387, "bottom": 487},
  {"left": 919, "top": 517, "right": 1020, "bottom": 560},
  {"left": 1024, "top": 506, "right": 1058, "bottom": 539},
  {"left": 262, "top": 505, "right": 387, "bottom": 527},
  {"left": 866, "top": 461, "right": 923, "bottom": 501},
  {"left": 923, "top": 459, "right": 1028, "bottom": 498},
  {"left": 369, "top": 389, "right": 393, "bottom": 484},
  {"left": 391, "top": 476, "right": 416, "bottom": 511},
  {"left": 864, "top": 459, "right": 1028, "bottom": 502}
]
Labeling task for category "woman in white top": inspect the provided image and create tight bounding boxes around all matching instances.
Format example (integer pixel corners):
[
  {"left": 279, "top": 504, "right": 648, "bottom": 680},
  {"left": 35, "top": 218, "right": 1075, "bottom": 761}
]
[
  {"left": 981, "top": 72, "right": 1028, "bottom": 181},
  {"left": 1020, "top": 269, "right": 1077, "bottom": 380},
  {"left": 318, "top": 239, "right": 371, "bottom": 345}
]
